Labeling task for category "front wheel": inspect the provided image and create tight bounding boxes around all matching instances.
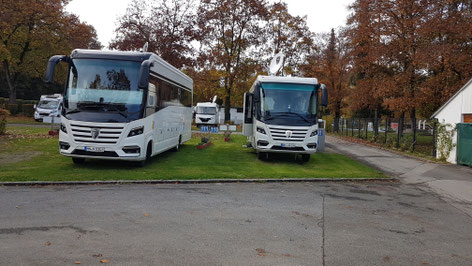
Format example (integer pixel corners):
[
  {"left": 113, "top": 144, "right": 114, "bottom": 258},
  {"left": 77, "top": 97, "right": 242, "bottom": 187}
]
[
  {"left": 301, "top": 154, "right": 311, "bottom": 163},
  {"left": 258, "top": 152, "right": 269, "bottom": 160},
  {"left": 72, "top": 157, "right": 85, "bottom": 164}
]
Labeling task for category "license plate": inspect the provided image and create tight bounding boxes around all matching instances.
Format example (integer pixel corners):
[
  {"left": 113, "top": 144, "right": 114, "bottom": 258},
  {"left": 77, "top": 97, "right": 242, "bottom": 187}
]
[
  {"left": 85, "top": 146, "right": 105, "bottom": 152},
  {"left": 281, "top": 143, "right": 295, "bottom": 148}
]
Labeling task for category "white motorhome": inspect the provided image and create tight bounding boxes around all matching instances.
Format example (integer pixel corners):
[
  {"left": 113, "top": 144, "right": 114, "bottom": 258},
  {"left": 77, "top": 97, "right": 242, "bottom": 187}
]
[
  {"left": 195, "top": 97, "right": 219, "bottom": 127},
  {"left": 44, "top": 49, "right": 193, "bottom": 165},
  {"left": 34, "top": 94, "right": 63, "bottom": 122},
  {"left": 242, "top": 54, "right": 328, "bottom": 161}
]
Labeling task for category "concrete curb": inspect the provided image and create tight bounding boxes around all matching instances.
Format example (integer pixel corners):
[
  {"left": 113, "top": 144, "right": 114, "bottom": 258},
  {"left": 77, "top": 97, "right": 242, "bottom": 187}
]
[{"left": 0, "top": 177, "right": 395, "bottom": 186}]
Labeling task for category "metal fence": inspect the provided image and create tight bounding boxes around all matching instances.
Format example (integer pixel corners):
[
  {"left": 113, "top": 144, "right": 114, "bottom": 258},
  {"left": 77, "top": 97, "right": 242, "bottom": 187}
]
[{"left": 330, "top": 117, "right": 437, "bottom": 157}]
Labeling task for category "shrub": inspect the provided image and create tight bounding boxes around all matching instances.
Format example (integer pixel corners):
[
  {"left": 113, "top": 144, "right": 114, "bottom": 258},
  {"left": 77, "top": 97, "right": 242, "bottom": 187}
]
[
  {"left": 22, "top": 104, "right": 35, "bottom": 117},
  {"left": 386, "top": 134, "right": 396, "bottom": 148},
  {"left": 0, "top": 108, "right": 8, "bottom": 135},
  {"left": 323, "top": 115, "right": 334, "bottom": 132},
  {"left": 6, "top": 104, "right": 18, "bottom": 116},
  {"left": 400, "top": 135, "right": 413, "bottom": 151},
  {"left": 436, "top": 121, "right": 456, "bottom": 161}
]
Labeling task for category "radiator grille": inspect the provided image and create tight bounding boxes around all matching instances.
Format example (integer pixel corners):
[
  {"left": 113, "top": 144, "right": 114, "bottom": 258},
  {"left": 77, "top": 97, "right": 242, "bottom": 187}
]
[
  {"left": 268, "top": 126, "right": 308, "bottom": 142},
  {"left": 70, "top": 124, "right": 124, "bottom": 145}
]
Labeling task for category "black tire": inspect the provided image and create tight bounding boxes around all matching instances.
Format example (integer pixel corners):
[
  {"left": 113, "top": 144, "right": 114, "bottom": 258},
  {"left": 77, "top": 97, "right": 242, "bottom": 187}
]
[
  {"left": 258, "top": 152, "right": 268, "bottom": 160},
  {"left": 146, "top": 141, "right": 152, "bottom": 158},
  {"left": 72, "top": 157, "right": 85, "bottom": 164},
  {"left": 136, "top": 160, "right": 146, "bottom": 167},
  {"left": 301, "top": 154, "right": 311, "bottom": 163}
]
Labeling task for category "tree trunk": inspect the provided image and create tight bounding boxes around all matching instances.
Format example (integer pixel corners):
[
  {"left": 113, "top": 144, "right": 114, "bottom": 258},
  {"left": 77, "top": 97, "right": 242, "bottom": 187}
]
[
  {"left": 224, "top": 94, "right": 231, "bottom": 123},
  {"left": 411, "top": 108, "right": 417, "bottom": 152},
  {"left": 374, "top": 109, "right": 379, "bottom": 136},
  {"left": 333, "top": 111, "right": 340, "bottom": 133},
  {"left": 3, "top": 60, "right": 16, "bottom": 104}
]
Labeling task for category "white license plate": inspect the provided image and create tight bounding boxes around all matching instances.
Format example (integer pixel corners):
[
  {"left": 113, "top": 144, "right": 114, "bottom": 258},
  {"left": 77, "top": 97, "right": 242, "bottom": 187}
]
[
  {"left": 85, "top": 146, "right": 105, "bottom": 152},
  {"left": 281, "top": 143, "right": 295, "bottom": 148}
]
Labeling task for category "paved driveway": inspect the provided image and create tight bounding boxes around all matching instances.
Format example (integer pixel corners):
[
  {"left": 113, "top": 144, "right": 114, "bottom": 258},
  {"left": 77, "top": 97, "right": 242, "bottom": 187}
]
[
  {"left": 326, "top": 135, "right": 472, "bottom": 217},
  {"left": 1, "top": 182, "right": 471, "bottom": 265}
]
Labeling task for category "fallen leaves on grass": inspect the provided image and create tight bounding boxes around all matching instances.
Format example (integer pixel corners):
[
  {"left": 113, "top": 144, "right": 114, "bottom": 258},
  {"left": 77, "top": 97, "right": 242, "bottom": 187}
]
[{"left": 0, "top": 133, "right": 57, "bottom": 140}]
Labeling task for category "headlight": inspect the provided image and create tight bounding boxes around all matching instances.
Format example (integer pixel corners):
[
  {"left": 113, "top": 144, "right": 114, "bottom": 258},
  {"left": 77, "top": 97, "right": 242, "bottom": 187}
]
[
  {"left": 257, "top": 127, "right": 266, "bottom": 134},
  {"left": 60, "top": 123, "right": 67, "bottom": 133},
  {"left": 310, "top": 130, "right": 318, "bottom": 137},
  {"left": 128, "top": 126, "right": 144, "bottom": 137}
]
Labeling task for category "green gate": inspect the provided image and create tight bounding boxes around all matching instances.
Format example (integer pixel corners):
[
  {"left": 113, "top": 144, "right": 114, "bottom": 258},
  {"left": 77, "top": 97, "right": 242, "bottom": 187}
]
[{"left": 457, "top": 123, "right": 472, "bottom": 166}]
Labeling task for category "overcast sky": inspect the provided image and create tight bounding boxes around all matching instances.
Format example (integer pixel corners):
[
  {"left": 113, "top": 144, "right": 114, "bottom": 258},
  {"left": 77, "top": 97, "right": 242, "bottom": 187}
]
[{"left": 65, "top": 0, "right": 354, "bottom": 49}]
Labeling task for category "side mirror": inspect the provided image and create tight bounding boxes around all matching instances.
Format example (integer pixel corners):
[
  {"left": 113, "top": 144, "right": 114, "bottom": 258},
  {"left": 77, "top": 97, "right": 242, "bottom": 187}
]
[
  {"left": 138, "top": 60, "right": 153, "bottom": 89},
  {"left": 320, "top": 84, "right": 328, "bottom": 107},
  {"left": 44, "top": 55, "right": 70, "bottom": 83}
]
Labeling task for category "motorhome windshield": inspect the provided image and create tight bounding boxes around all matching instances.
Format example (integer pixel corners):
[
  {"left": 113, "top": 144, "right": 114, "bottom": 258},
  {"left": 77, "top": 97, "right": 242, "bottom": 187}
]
[
  {"left": 260, "top": 82, "right": 317, "bottom": 123},
  {"left": 38, "top": 100, "right": 59, "bottom": 110},
  {"left": 197, "top": 106, "right": 217, "bottom": 115},
  {"left": 64, "top": 59, "right": 143, "bottom": 122}
]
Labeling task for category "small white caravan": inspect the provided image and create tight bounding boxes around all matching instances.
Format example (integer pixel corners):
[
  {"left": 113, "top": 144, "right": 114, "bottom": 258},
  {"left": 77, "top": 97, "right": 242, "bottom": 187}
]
[
  {"left": 34, "top": 94, "right": 63, "bottom": 122},
  {"left": 195, "top": 96, "right": 219, "bottom": 127}
]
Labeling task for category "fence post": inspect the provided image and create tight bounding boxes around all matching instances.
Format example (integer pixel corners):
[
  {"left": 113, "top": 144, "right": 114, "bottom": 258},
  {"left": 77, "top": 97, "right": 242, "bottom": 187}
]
[
  {"left": 384, "top": 118, "right": 388, "bottom": 144},
  {"left": 358, "top": 118, "right": 361, "bottom": 138},
  {"left": 396, "top": 118, "right": 401, "bottom": 148},
  {"left": 341, "top": 118, "right": 344, "bottom": 136},
  {"left": 351, "top": 119, "right": 354, "bottom": 137},
  {"left": 432, "top": 120, "right": 437, "bottom": 158},
  {"left": 412, "top": 116, "right": 417, "bottom": 152},
  {"left": 365, "top": 118, "right": 368, "bottom": 140}
]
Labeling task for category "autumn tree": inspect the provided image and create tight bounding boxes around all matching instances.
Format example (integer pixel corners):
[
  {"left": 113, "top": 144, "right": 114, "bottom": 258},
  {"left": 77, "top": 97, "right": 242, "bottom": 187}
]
[
  {"left": 416, "top": 1, "right": 472, "bottom": 117},
  {"left": 110, "top": 0, "right": 197, "bottom": 68},
  {"left": 197, "top": 0, "right": 267, "bottom": 121},
  {"left": 346, "top": 0, "right": 472, "bottom": 123},
  {"left": 345, "top": 0, "right": 389, "bottom": 135},
  {"left": 301, "top": 28, "right": 351, "bottom": 132},
  {"left": 261, "top": 2, "right": 315, "bottom": 75},
  {"left": 0, "top": 0, "right": 101, "bottom": 103}
]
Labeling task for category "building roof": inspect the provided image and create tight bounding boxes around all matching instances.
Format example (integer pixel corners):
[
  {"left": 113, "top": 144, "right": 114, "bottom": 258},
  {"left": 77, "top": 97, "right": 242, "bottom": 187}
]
[{"left": 432, "top": 77, "right": 472, "bottom": 118}]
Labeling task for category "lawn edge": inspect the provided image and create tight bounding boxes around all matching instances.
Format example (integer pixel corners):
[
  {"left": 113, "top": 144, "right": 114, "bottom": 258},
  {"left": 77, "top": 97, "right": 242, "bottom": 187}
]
[{"left": 0, "top": 177, "right": 395, "bottom": 186}]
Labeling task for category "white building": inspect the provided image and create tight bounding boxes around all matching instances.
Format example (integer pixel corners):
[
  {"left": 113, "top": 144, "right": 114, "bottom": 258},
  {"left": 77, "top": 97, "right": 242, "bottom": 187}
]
[
  {"left": 432, "top": 78, "right": 472, "bottom": 164},
  {"left": 218, "top": 107, "right": 244, "bottom": 125}
]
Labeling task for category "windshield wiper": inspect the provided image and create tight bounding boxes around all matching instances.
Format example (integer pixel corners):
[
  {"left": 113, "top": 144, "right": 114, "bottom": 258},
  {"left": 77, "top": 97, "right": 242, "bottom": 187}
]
[
  {"left": 104, "top": 105, "right": 128, "bottom": 118},
  {"left": 76, "top": 102, "right": 128, "bottom": 118},
  {"left": 269, "top": 112, "right": 311, "bottom": 123}
]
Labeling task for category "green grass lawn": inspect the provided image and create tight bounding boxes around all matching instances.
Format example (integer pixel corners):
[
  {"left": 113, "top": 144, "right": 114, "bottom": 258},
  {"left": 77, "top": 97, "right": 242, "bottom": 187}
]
[{"left": 0, "top": 126, "right": 385, "bottom": 182}]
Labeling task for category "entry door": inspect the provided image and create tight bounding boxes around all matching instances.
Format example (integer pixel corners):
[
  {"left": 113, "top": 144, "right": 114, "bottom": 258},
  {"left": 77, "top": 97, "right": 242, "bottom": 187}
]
[
  {"left": 457, "top": 123, "right": 472, "bottom": 166},
  {"left": 242, "top": 92, "right": 253, "bottom": 137}
]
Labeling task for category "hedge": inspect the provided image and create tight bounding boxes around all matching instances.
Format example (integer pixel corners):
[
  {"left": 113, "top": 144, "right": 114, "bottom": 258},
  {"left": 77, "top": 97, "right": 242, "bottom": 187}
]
[
  {"left": 0, "top": 98, "right": 38, "bottom": 117},
  {"left": 0, "top": 108, "right": 8, "bottom": 135}
]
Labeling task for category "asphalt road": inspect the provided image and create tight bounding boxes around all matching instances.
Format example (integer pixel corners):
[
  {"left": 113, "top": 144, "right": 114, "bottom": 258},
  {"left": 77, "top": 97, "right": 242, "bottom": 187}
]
[{"left": 1, "top": 182, "right": 471, "bottom": 265}]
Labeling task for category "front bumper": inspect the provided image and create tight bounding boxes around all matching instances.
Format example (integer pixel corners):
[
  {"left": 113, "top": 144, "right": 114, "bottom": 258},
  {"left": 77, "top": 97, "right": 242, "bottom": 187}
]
[{"left": 58, "top": 123, "right": 147, "bottom": 161}]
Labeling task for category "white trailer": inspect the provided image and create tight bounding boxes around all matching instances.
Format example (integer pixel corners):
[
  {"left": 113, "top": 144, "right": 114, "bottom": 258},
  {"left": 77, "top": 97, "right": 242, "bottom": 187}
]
[
  {"left": 34, "top": 94, "right": 63, "bottom": 122},
  {"left": 44, "top": 49, "right": 193, "bottom": 165},
  {"left": 242, "top": 54, "right": 328, "bottom": 162},
  {"left": 195, "top": 96, "right": 219, "bottom": 127}
]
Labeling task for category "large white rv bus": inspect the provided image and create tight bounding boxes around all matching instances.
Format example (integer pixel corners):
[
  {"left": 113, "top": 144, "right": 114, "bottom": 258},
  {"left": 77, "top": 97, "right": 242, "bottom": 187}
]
[
  {"left": 44, "top": 49, "right": 193, "bottom": 165},
  {"left": 242, "top": 75, "right": 328, "bottom": 162}
]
